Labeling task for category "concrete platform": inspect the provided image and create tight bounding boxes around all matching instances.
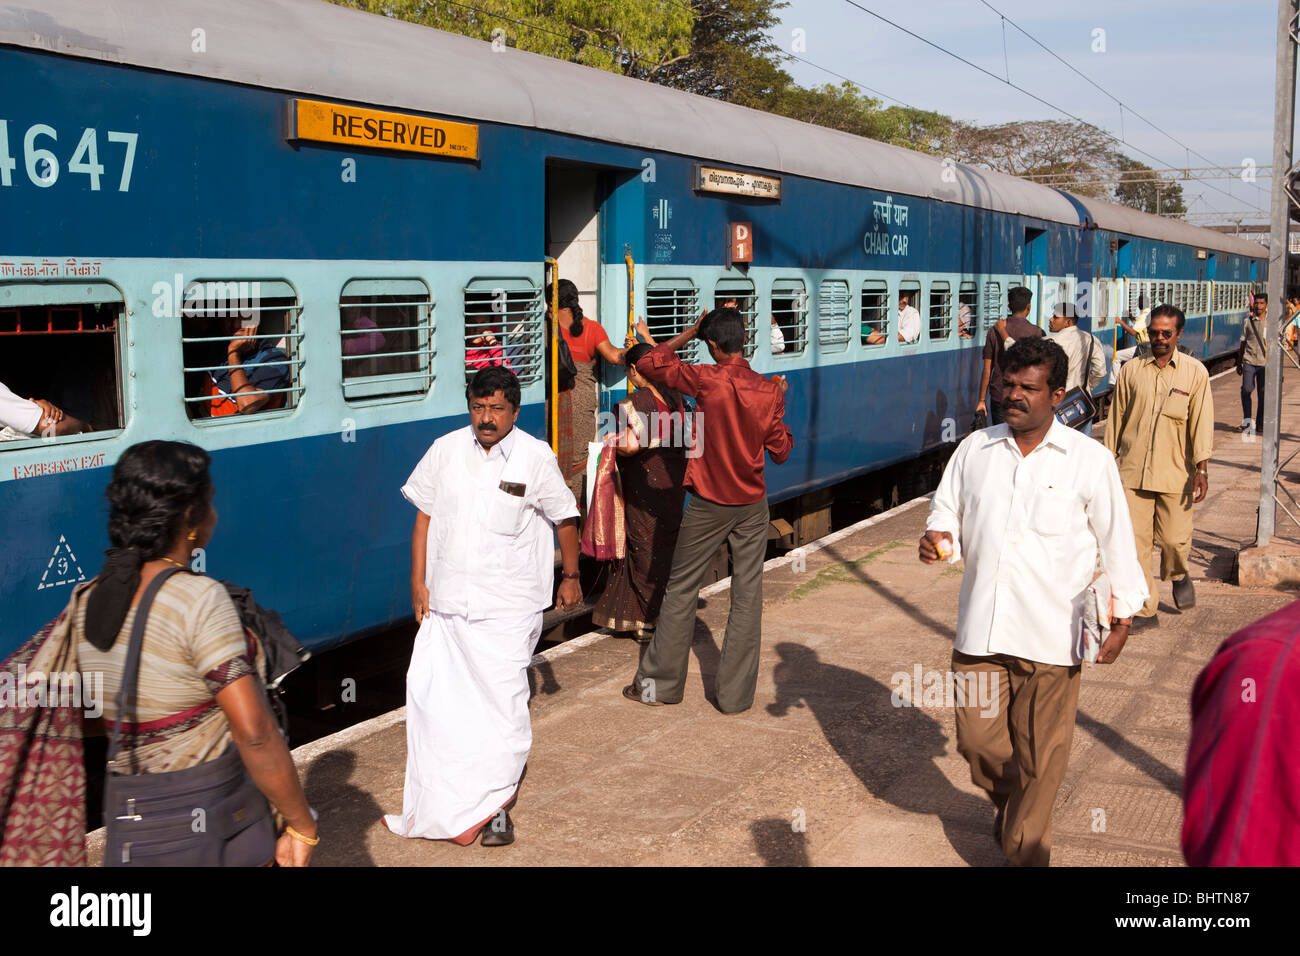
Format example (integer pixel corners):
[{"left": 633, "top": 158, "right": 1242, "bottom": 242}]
[{"left": 87, "top": 363, "right": 1300, "bottom": 866}]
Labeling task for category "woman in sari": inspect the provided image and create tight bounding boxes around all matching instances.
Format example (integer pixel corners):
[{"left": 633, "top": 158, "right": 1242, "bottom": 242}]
[
  {"left": 592, "top": 343, "right": 688, "bottom": 642},
  {"left": 554, "top": 278, "right": 625, "bottom": 507},
  {"left": 78, "top": 441, "right": 317, "bottom": 865}
]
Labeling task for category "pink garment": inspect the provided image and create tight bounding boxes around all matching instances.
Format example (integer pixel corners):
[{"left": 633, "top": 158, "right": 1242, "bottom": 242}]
[
  {"left": 580, "top": 440, "right": 625, "bottom": 561},
  {"left": 465, "top": 345, "right": 509, "bottom": 372},
  {"left": 1182, "top": 599, "right": 1300, "bottom": 865},
  {"left": 343, "top": 315, "right": 386, "bottom": 356}
]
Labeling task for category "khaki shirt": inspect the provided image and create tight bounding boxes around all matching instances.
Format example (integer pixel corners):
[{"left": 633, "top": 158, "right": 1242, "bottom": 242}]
[
  {"left": 1240, "top": 313, "right": 1268, "bottom": 367},
  {"left": 1104, "top": 351, "right": 1214, "bottom": 494}
]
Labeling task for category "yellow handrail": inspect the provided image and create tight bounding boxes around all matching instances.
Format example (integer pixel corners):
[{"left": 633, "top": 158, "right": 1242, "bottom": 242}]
[
  {"left": 545, "top": 257, "right": 559, "bottom": 454},
  {"left": 625, "top": 245, "right": 635, "bottom": 396}
]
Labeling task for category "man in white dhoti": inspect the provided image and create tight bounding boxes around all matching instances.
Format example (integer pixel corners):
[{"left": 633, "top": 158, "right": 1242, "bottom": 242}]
[{"left": 383, "top": 366, "right": 582, "bottom": 847}]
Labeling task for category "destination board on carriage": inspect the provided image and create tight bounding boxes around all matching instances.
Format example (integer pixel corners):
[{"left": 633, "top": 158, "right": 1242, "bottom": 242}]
[{"left": 287, "top": 98, "right": 479, "bottom": 160}]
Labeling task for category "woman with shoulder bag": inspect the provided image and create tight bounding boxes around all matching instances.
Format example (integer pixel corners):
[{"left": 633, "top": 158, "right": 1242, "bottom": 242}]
[{"left": 73, "top": 440, "right": 317, "bottom": 866}]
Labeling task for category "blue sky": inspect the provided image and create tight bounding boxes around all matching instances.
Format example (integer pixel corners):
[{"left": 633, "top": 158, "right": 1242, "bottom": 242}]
[{"left": 771, "top": 0, "right": 1288, "bottom": 223}]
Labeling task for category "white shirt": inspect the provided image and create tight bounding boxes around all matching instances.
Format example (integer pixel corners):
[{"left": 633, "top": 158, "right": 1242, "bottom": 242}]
[
  {"left": 1050, "top": 327, "right": 1107, "bottom": 393},
  {"left": 770, "top": 323, "right": 785, "bottom": 354},
  {"left": 401, "top": 424, "right": 579, "bottom": 620},
  {"left": 898, "top": 305, "right": 921, "bottom": 343},
  {"left": 0, "top": 380, "right": 41, "bottom": 434},
  {"left": 926, "top": 419, "right": 1148, "bottom": 666}
]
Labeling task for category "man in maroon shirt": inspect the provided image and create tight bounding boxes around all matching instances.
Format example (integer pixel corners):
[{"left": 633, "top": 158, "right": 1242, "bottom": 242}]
[
  {"left": 623, "top": 307, "right": 793, "bottom": 713},
  {"left": 1182, "top": 600, "right": 1300, "bottom": 865},
  {"left": 976, "top": 286, "right": 1043, "bottom": 425}
]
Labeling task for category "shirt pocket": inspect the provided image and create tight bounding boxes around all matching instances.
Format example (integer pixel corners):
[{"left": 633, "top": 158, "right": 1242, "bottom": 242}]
[
  {"left": 1030, "top": 487, "right": 1081, "bottom": 537},
  {"left": 1161, "top": 390, "right": 1190, "bottom": 422},
  {"left": 484, "top": 487, "right": 527, "bottom": 536}
]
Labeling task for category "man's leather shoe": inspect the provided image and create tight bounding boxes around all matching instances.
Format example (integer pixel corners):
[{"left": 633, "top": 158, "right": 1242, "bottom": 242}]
[
  {"left": 622, "top": 683, "right": 667, "bottom": 706},
  {"left": 480, "top": 810, "right": 514, "bottom": 847},
  {"left": 1173, "top": 575, "right": 1196, "bottom": 610},
  {"left": 1132, "top": 614, "right": 1159, "bottom": 631}
]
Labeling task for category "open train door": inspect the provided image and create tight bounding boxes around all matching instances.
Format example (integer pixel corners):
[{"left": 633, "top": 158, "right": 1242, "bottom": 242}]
[
  {"left": 544, "top": 163, "right": 603, "bottom": 452},
  {"left": 1023, "top": 226, "right": 1048, "bottom": 325}
]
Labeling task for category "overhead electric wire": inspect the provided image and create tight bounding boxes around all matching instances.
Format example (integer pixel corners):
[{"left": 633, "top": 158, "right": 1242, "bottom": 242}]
[
  {"left": 839, "top": 0, "right": 1266, "bottom": 216},
  {"left": 975, "top": 0, "right": 1268, "bottom": 203}
]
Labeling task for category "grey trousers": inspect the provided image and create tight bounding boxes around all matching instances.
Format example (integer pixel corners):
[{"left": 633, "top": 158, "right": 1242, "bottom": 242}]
[{"left": 633, "top": 495, "right": 769, "bottom": 712}]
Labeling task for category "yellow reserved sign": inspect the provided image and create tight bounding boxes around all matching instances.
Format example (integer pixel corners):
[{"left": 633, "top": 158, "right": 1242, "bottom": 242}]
[{"left": 288, "top": 98, "right": 479, "bottom": 160}]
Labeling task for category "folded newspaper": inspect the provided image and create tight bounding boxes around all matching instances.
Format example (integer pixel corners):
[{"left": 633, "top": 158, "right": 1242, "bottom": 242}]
[{"left": 1079, "top": 573, "right": 1113, "bottom": 663}]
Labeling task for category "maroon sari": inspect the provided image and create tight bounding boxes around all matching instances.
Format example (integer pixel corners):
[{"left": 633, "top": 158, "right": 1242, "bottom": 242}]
[
  {"left": 592, "top": 390, "right": 687, "bottom": 633},
  {"left": 0, "top": 608, "right": 87, "bottom": 866}
]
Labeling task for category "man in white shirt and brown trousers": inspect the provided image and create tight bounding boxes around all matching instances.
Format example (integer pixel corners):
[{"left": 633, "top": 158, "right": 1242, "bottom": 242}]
[
  {"left": 385, "top": 366, "right": 582, "bottom": 847},
  {"left": 920, "top": 337, "right": 1148, "bottom": 866}
]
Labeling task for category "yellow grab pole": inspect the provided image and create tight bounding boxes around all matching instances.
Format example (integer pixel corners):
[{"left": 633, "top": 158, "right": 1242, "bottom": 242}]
[
  {"left": 546, "top": 257, "right": 559, "bottom": 454},
  {"left": 625, "top": 244, "right": 634, "bottom": 396}
]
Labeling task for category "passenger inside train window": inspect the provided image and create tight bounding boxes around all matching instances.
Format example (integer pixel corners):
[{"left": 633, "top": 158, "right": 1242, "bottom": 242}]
[
  {"left": 182, "top": 303, "right": 296, "bottom": 419},
  {"left": 862, "top": 282, "right": 889, "bottom": 345},
  {"left": 0, "top": 299, "right": 123, "bottom": 440},
  {"left": 0, "top": 379, "right": 90, "bottom": 440},
  {"left": 770, "top": 286, "right": 806, "bottom": 354},
  {"left": 339, "top": 281, "right": 435, "bottom": 401},
  {"left": 211, "top": 324, "right": 291, "bottom": 416},
  {"left": 958, "top": 282, "right": 978, "bottom": 339},
  {"left": 770, "top": 316, "right": 785, "bottom": 354},
  {"left": 898, "top": 289, "right": 922, "bottom": 344},
  {"left": 464, "top": 317, "right": 511, "bottom": 372}
]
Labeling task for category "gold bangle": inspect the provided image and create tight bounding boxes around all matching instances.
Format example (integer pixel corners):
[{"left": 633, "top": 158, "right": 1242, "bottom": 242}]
[{"left": 285, "top": 824, "right": 320, "bottom": 846}]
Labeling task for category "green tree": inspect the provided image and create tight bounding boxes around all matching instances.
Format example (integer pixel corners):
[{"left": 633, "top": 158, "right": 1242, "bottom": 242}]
[
  {"left": 335, "top": 1, "right": 694, "bottom": 76},
  {"left": 1113, "top": 155, "right": 1187, "bottom": 217},
  {"left": 329, "top": 0, "right": 953, "bottom": 154},
  {"left": 950, "top": 119, "right": 1116, "bottom": 196}
]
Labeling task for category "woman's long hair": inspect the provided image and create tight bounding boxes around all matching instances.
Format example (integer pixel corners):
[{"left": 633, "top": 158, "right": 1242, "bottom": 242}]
[
  {"left": 626, "top": 343, "right": 681, "bottom": 414},
  {"left": 84, "top": 441, "right": 213, "bottom": 650},
  {"left": 557, "top": 278, "right": 584, "bottom": 337}
]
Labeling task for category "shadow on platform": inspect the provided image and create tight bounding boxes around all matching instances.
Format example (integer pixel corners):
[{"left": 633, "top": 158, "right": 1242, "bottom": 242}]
[{"left": 766, "top": 642, "right": 997, "bottom": 866}]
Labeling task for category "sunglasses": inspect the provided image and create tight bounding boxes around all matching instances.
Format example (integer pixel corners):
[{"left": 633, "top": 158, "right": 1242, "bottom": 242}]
[{"left": 1149, "top": 329, "right": 1177, "bottom": 339}]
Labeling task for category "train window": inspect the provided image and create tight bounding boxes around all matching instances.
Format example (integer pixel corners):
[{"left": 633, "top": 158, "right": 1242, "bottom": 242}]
[
  {"left": 0, "top": 282, "right": 124, "bottom": 445},
  {"left": 860, "top": 281, "right": 889, "bottom": 347},
  {"left": 771, "top": 279, "right": 808, "bottom": 355},
  {"left": 958, "top": 281, "right": 978, "bottom": 339},
  {"left": 983, "top": 282, "right": 1001, "bottom": 330},
  {"left": 339, "top": 279, "right": 433, "bottom": 402},
  {"left": 645, "top": 278, "right": 700, "bottom": 363},
  {"left": 899, "top": 281, "right": 922, "bottom": 346},
  {"left": 181, "top": 280, "right": 302, "bottom": 421},
  {"left": 928, "top": 282, "right": 952, "bottom": 340},
  {"left": 1091, "top": 279, "right": 1109, "bottom": 329},
  {"left": 714, "top": 278, "right": 758, "bottom": 359},
  {"left": 463, "top": 279, "right": 543, "bottom": 384},
  {"left": 816, "top": 279, "right": 850, "bottom": 352}
]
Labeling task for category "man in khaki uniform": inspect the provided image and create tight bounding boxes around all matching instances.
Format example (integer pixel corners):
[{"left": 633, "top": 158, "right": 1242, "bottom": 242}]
[{"left": 1105, "top": 304, "right": 1213, "bottom": 619}]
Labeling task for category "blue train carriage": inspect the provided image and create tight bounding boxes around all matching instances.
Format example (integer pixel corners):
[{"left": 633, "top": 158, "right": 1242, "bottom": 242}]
[
  {"left": 0, "top": 0, "right": 1101, "bottom": 658},
  {"left": 1061, "top": 193, "right": 1267, "bottom": 379}
]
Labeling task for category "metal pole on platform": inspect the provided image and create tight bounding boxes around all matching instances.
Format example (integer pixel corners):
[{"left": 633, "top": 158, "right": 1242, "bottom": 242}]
[{"left": 1257, "top": 0, "right": 1299, "bottom": 546}]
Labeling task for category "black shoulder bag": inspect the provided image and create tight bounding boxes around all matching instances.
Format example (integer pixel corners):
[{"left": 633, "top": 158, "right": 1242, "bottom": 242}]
[
  {"left": 103, "top": 567, "right": 276, "bottom": 867},
  {"left": 1054, "top": 330, "right": 1100, "bottom": 430}
]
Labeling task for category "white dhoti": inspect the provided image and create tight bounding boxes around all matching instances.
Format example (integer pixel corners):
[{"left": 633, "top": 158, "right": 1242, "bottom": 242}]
[{"left": 384, "top": 608, "right": 543, "bottom": 843}]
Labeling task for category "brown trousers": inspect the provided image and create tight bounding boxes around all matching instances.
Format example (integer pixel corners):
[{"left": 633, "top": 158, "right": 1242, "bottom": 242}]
[
  {"left": 1124, "top": 487, "right": 1193, "bottom": 617},
  {"left": 952, "top": 650, "right": 1081, "bottom": 867}
]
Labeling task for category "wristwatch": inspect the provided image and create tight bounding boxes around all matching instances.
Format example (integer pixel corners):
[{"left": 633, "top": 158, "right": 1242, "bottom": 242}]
[{"left": 561, "top": 571, "right": 580, "bottom": 580}]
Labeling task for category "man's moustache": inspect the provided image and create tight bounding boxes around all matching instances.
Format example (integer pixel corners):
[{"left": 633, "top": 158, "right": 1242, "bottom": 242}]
[
  {"left": 477, "top": 424, "right": 497, "bottom": 431},
  {"left": 1006, "top": 402, "right": 1029, "bottom": 412}
]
